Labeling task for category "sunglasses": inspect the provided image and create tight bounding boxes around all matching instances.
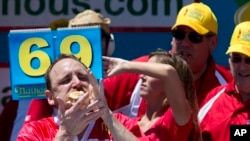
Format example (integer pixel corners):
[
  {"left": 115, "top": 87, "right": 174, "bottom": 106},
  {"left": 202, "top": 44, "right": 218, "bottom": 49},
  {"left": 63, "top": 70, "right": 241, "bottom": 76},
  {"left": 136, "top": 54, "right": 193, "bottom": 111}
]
[
  {"left": 172, "top": 29, "right": 214, "bottom": 44},
  {"left": 230, "top": 54, "right": 250, "bottom": 65}
]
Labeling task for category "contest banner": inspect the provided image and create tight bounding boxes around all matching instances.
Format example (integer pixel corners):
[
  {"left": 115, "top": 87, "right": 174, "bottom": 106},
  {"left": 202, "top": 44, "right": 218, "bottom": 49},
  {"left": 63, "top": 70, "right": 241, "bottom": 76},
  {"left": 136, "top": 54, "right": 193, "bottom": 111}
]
[{"left": 8, "top": 26, "right": 102, "bottom": 100}]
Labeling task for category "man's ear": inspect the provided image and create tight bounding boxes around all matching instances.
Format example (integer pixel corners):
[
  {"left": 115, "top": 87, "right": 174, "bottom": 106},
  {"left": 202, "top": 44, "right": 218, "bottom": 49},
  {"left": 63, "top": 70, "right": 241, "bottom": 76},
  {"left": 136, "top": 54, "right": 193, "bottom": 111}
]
[
  {"left": 45, "top": 90, "right": 56, "bottom": 106},
  {"left": 209, "top": 35, "right": 218, "bottom": 53}
]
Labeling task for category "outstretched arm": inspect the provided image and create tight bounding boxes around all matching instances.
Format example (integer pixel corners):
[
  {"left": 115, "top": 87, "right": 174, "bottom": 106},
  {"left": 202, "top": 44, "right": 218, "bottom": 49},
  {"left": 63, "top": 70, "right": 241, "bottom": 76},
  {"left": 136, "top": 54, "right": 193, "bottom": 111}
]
[{"left": 103, "top": 56, "right": 191, "bottom": 126}]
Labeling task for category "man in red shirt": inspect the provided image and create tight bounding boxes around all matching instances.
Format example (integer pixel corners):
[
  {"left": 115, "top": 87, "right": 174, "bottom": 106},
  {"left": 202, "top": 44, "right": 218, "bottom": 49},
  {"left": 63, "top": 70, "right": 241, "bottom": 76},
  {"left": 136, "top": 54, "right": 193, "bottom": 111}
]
[{"left": 199, "top": 21, "right": 250, "bottom": 141}]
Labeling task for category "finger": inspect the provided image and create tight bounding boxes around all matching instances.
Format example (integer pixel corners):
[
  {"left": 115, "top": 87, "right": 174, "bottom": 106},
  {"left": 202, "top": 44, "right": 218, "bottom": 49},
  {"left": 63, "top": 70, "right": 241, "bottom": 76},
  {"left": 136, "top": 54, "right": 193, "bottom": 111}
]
[
  {"left": 102, "top": 56, "right": 112, "bottom": 70},
  {"left": 99, "top": 78, "right": 106, "bottom": 101},
  {"left": 87, "top": 71, "right": 101, "bottom": 100},
  {"left": 87, "top": 69, "right": 99, "bottom": 89},
  {"left": 98, "top": 79, "right": 109, "bottom": 108},
  {"left": 72, "top": 92, "right": 90, "bottom": 111},
  {"left": 102, "top": 56, "right": 110, "bottom": 62},
  {"left": 57, "top": 98, "right": 66, "bottom": 121},
  {"left": 87, "top": 99, "right": 102, "bottom": 112},
  {"left": 83, "top": 108, "right": 105, "bottom": 123},
  {"left": 102, "top": 68, "right": 109, "bottom": 78},
  {"left": 102, "top": 57, "right": 113, "bottom": 78},
  {"left": 99, "top": 79, "right": 104, "bottom": 96}
]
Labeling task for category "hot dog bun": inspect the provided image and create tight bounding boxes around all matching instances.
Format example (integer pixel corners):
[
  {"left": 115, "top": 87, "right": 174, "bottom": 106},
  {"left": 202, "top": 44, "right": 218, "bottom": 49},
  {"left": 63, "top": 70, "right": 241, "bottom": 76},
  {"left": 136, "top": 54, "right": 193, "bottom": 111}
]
[{"left": 65, "top": 90, "right": 90, "bottom": 109}]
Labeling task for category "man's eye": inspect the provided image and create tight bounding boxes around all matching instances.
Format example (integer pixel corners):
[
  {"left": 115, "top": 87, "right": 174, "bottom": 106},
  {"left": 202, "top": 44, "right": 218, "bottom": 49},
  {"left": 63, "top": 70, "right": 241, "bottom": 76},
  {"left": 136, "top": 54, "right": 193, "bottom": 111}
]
[
  {"left": 79, "top": 76, "right": 88, "bottom": 82},
  {"left": 60, "top": 79, "right": 71, "bottom": 84}
]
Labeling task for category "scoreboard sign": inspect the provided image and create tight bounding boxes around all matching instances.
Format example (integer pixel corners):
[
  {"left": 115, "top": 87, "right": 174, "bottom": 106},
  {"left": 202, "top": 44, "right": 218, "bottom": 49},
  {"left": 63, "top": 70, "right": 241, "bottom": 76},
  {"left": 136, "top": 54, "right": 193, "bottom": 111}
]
[{"left": 8, "top": 26, "right": 102, "bottom": 100}]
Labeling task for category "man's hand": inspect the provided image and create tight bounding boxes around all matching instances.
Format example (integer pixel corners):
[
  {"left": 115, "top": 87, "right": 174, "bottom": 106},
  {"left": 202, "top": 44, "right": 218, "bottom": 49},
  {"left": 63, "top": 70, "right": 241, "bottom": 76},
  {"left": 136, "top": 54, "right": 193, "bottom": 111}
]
[
  {"left": 55, "top": 96, "right": 104, "bottom": 140},
  {"left": 102, "top": 56, "right": 127, "bottom": 77}
]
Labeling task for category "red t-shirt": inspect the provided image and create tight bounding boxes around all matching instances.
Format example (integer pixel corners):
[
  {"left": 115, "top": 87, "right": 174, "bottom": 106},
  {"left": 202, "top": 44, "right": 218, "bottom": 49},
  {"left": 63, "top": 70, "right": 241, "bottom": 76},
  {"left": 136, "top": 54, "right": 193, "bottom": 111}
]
[
  {"left": 194, "top": 56, "right": 232, "bottom": 107},
  {"left": 18, "top": 117, "right": 112, "bottom": 141},
  {"left": 199, "top": 81, "right": 250, "bottom": 141},
  {"left": 113, "top": 109, "right": 194, "bottom": 141},
  {"left": 18, "top": 108, "right": 194, "bottom": 141}
]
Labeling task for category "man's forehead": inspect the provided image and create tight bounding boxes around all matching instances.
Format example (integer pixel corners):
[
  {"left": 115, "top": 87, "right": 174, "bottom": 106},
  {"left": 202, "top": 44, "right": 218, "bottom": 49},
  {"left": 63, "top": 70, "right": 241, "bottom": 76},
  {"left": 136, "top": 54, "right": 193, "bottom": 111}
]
[
  {"left": 52, "top": 58, "right": 85, "bottom": 72},
  {"left": 174, "top": 25, "right": 196, "bottom": 32},
  {"left": 54, "top": 58, "right": 75, "bottom": 67}
]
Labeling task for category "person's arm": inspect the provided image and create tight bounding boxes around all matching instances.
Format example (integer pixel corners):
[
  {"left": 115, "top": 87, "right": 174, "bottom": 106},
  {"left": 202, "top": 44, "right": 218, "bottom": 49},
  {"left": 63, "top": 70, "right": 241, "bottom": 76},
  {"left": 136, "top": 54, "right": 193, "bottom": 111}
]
[
  {"left": 103, "top": 56, "right": 191, "bottom": 125},
  {"left": 103, "top": 55, "right": 148, "bottom": 112},
  {"left": 102, "top": 109, "right": 139, "bottom": 141},
  {"left": 96, "top": 79, "right": 138, "bottom": 141}
]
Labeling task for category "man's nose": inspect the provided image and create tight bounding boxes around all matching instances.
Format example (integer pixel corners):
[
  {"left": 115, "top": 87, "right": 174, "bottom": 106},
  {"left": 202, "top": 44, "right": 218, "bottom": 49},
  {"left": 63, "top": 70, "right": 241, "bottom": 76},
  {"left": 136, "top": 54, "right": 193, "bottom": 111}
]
[
  {"left": 72, "top": 76, "right": 82, "bottom": 88},
  {"left": 181, "top": 35, "right": 193, "bottom": 47},
  {"left": 238, "top": 60, "right": 249, "bottom": 71}
]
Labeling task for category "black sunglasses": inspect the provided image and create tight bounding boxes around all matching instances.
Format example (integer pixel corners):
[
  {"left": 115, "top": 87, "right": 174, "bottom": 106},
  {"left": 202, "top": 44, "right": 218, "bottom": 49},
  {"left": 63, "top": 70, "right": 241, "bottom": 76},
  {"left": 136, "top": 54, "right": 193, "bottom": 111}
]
[
  {"left": 230, "top": 54, "right": 250, "bottom": 65},
  {"left": 172, "top": 29, "right": 213, "bottom": 44}
]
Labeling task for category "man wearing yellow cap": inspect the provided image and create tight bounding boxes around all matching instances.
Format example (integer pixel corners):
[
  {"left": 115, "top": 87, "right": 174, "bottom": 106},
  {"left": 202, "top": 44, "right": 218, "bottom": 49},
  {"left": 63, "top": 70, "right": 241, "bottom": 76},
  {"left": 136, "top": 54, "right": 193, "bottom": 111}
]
[
  {"left": 170, "top": 2, "right": 232, "bottom": 107},
  {"left": 199, "top": 21, "right": 250, "bottom": 141}
]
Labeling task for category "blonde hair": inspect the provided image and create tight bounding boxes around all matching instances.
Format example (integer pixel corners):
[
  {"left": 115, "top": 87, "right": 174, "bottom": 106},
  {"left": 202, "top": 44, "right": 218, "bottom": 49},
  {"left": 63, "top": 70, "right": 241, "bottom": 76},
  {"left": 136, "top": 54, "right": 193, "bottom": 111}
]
[{"left": 149, "top": 49, "right": 201, "bottom": 141}]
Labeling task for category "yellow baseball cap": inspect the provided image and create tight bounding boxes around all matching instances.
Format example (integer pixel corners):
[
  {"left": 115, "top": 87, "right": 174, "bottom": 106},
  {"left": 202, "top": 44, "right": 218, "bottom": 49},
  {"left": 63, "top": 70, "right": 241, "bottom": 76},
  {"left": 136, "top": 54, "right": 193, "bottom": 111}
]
[
  {"left": 226, "top": 21, "right": 250, "bottom": 57},
  {"left": 68, "top": 9, "right": 111, "bottom": 34},
  {"left": 172, "top": 2, "right": 218, "bottom": 35}
]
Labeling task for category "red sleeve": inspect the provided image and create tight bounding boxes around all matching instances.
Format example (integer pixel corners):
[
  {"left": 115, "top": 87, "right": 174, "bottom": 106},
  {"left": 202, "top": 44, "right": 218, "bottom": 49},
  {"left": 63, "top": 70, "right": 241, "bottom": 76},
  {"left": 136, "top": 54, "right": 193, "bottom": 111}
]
[
  {"left": 104, "top": 56, "right": 149, "bottom": 111},
  {"left": 163, "top": 109, "right": 194, "bottom": 141},
  {"left": 17, "top": 117, "right": 57, "bottom": 141}
]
